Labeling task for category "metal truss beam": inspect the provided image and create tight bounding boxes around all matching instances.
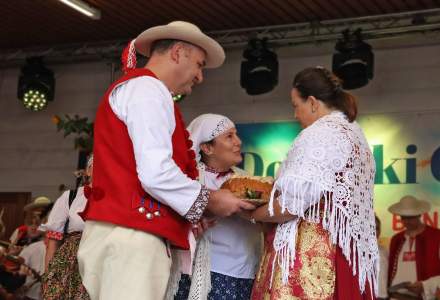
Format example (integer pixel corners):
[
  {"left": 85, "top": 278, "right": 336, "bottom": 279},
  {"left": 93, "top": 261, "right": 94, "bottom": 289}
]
[
  {"left": 209, "top": 8, "right": 440, "bottom": 48},
  {"left": 1, "top": 8, "right": 440, "bottom": 67}
]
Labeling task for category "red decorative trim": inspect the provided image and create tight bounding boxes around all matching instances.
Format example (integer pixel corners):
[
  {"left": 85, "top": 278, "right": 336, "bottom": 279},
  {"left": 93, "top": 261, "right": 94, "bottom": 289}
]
[
  {"left": 390, "top": 238, "right": 405, "bottom": 284},
  {"left": 174, "top": 104, "right": 199, "bottom": 180},
  {"left": 204, "top": 165, "right": 233, "bottom": 178},
  {"left": 121, "top": 39, "right": 137, "bottom": 74},
  {"left": 46, "top": 231, "right": 63, "bottom": 241}
]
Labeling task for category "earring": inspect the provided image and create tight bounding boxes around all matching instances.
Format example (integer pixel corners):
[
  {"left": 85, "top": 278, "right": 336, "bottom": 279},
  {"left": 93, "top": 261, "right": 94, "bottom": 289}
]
[{"left": 311, "top": 107, "right": 316, "bottom": 113}]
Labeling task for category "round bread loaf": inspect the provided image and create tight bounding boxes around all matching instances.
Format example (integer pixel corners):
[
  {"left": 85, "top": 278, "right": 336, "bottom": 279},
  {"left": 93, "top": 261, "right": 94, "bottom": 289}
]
[{"left": 221, "top": 175, "right": 274, "bottom": 203}]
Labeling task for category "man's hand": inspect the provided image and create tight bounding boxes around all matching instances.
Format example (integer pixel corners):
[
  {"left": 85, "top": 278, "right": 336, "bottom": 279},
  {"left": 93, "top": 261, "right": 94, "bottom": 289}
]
[
  {"left": 8, "top": 245, "right": 22, "bottom": 256},
  {"left": 206, "top": 189, "right": 255, "bottom": 217},
  {"left": 18, "top": 265, "right": 32, "bottom": 277}
]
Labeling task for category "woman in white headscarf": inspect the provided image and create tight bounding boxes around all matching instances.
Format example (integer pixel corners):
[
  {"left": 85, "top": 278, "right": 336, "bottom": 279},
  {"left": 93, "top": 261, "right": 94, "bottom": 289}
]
[{"left": 173, "top": 114, "right": 262, "bottom": 300}]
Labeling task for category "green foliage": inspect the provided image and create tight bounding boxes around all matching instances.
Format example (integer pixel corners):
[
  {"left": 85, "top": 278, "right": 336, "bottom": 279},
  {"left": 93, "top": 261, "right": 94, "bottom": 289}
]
[{"left": 53, "top": 114, "right": 94, "bottom": 153}]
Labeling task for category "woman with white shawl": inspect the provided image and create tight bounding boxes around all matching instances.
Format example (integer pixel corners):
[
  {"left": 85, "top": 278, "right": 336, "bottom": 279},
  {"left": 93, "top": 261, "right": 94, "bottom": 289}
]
[
  {"left": 248, "top": 67, "right": 378, "bottom": 300},
  {"left": 172, "top": 114, "right": 262, "bottom": 300}
]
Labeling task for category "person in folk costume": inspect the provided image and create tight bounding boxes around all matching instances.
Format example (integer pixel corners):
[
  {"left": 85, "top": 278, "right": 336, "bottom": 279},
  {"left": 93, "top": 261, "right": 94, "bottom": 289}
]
[
  {"left": 0, "top": 201, "right": 52, "bottom": 298},
  {"left": 77, "top": 21, "right": 255, "bottom": 300},
  {"left": 387, "top": 195, "right": 440, "bottom": 300},
  {"left": 9, "top": 197, "right": 51, "bottom": 248},
  {"left": 245, "top": 67, "right": 379, "bottom": 299},
  {"left": 41, "top": 155, "right": 93, "bottom": 300},
  {"left": 167, "top": 114, "right": 262, "bottom": 300}
]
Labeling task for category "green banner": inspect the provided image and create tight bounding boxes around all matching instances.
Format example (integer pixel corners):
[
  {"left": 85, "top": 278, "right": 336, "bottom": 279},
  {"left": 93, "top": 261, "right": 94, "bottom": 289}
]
[{"left": 236, "top": 113, "right": 440, "bottom": 239}]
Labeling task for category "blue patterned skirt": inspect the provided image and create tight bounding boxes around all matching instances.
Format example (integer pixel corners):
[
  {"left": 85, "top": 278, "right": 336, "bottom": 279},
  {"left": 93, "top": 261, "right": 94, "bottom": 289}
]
[{"left": 175, "top": 272, "right": 254, "bottom": 300}]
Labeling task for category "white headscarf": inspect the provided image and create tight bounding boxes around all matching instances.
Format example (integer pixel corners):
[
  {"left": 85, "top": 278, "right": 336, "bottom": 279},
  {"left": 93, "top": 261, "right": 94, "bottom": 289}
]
[{"left": 187, "top": 113, "right": 235, "bottom": 162}]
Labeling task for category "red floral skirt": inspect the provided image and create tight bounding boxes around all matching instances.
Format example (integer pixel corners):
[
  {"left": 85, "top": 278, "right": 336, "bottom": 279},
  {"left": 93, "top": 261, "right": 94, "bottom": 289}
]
[{"left": 251, "top": 220, "right": 375, "bottom": 300}]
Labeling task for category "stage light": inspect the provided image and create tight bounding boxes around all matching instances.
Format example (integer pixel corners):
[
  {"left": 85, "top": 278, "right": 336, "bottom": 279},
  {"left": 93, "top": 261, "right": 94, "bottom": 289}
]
[
  {"left": 332, "top": 29, "right": 374, "bottom": 90},
  {"left": 240, "top": 38, "right": 278, "bottom": 95},
  {"left": 58, "top": 0, "right": 101, "bottom": 20},
  {"left": 17, "top": 57, "right": 55, "bottom": 112}
]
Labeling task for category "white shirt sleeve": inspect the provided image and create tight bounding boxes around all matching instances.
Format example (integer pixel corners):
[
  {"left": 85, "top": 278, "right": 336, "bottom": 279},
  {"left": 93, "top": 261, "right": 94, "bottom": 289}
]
[
  {"left": 423, "top": 276, "right": 440, "bottom": 300},
  {"left": 66, "top": 186, "right": 87, "bottom": 233},
  {"left": 109, "top": 76, "right": 201, "bottom": 216},
  {"left": 43, "top": 191, "right": 70, "bottom": 233},
  {"left": 19, "top": 244, "right": 33, "bottom": 264}
]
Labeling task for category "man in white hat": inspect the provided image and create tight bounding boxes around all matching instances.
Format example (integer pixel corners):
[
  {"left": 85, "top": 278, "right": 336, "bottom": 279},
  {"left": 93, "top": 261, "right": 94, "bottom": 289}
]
[
  {"left": 77, "top": 21, "right": 254, "bottom": 300},
  {"left": 387, "top": 195, "right": 440, "bottom": 299},
  {"left": 9, "top": 196, "right": 51, "bottom": 247},
  {"left": 23, "top": 196, "right": 52, "bottom": 214}
]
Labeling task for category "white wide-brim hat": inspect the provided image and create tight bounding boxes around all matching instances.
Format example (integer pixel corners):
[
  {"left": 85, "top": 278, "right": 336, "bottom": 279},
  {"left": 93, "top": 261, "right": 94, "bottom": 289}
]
[
  {"left": 388, "top": 195, "right": 431, "bottom": 217},
  {"left": 134, "top": 21, "right": 225, "bottom": 68},
  {"left": 24, "top": 196, "right": 51, "bottom": 211}
]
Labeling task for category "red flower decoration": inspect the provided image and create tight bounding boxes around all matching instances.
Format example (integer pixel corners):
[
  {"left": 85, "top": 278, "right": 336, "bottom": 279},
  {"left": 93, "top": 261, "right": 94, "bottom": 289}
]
[
  {"left": 188, "top": 150, "right": 196, "bottom": 159},
  {"left": 84, "top": 185, "right": 105, "bottom": 201}
]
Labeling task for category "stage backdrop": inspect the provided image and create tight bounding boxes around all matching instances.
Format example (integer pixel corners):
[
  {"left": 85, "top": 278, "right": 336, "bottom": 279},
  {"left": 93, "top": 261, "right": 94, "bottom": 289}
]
[{"left": 236, "top": 112, "right": 440, "bottom": 239}]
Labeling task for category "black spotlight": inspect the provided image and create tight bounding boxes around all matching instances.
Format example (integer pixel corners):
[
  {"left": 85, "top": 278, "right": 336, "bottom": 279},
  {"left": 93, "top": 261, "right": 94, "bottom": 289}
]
[
  {"left": 17, "top": 57, "right": 55, "bottom": 111},
  {"left": 240, "top": 38, "right": 278, "bottom": 95},
  {"left": 332, "top": 29, "right": 374, "bottom": 90}
]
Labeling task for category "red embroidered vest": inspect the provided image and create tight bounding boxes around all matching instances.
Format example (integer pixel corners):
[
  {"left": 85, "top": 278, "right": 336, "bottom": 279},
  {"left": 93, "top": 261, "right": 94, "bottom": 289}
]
[{"left": 81, "top": 68, "right": 198, "bottom": 249}]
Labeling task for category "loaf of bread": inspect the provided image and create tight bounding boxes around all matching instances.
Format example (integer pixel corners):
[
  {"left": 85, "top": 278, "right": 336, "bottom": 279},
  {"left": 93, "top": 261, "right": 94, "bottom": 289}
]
[{"left": 221, "top": 175, "right": 274, "bottom": 204}]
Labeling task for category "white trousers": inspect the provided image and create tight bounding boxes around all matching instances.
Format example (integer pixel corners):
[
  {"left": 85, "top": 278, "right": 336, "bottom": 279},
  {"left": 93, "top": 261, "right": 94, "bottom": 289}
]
[{"left": 78, "top": 221, "right": 171, "bottom": 300}]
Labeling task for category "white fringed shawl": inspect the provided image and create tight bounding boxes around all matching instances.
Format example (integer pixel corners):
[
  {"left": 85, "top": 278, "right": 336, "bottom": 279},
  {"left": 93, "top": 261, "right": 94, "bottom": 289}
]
[{"left": 268, "top": 111, "right": 378, "bottom": 296}]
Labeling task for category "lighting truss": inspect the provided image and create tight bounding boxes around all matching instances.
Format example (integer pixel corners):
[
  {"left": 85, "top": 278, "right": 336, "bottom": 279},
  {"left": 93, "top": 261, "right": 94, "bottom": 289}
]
[
  {"left": 1, "top": 8, "right": 440, "bottom": 67},
  {"left": 209, "top": 8, "right": 440, "bottom": 48}
]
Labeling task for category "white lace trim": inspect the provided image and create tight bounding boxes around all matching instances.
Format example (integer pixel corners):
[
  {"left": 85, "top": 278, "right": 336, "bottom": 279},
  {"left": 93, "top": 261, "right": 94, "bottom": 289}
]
[
  {"left": 188, "top": 235, "right": 212, "bottom": 300},
  {"left": 164, "top": 213, "right": 212, "bottom": 300},
  {"left": 269, "top": 111, "right": 378, "bottom": 296},
  {"left": 209, "top": 117, "right": 234, "bottom": 140}
]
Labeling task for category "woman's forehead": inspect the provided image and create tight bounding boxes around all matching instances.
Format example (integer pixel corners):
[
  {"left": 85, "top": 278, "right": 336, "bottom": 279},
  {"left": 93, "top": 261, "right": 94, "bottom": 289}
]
[{"left": 291, "top": 88, "right": 303, "bottom": 99}]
